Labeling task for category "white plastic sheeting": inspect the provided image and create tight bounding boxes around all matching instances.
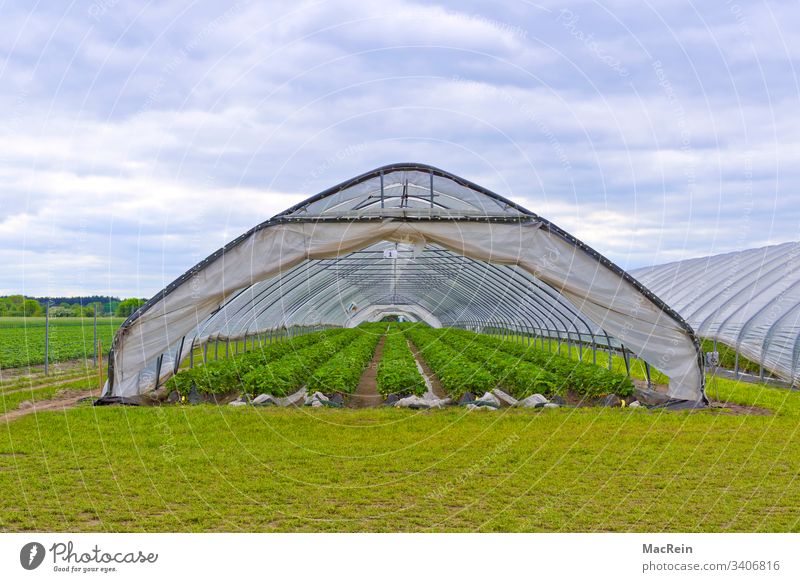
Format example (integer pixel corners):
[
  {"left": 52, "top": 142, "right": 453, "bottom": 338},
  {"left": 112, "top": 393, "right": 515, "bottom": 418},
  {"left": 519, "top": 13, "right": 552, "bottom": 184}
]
[
  {"left": 107, "top": 164, "right": 705, "bottom": 401},
  {"left": 633, "top": 242, "right": 800, "bottom": 386}
]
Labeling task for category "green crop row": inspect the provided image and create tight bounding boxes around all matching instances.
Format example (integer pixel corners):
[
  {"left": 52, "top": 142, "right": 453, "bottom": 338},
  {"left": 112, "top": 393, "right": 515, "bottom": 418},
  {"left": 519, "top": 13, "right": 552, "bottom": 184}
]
[
  {"left": 403, "top": 327, "right": 495, "bottom": 399},
  {"left": 376, "top": 331, "right": 426, "bottom": 397},
  {"left": 241, "top": 331, "right": 357, "bottom": 396},
  {"left": 456, "top": 329, "right": 634, "bottom": 398},
  {"left": 0, "top": 318, "right": 122, "bottom": 368},
  {"left": 434, "top": 329, "right": 558, "bottom": 398},
  {"left": 165, "top": 329, "right": 346, "bottom": 396},
  {"left": 306, "top": 332, "right": 381, "bottom": 394}
]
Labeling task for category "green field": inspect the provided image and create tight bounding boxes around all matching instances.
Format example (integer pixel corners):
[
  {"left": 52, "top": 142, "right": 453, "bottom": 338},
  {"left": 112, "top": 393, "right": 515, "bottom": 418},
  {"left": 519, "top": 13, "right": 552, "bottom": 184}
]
[
  {"left": 1, "top": 362, "right": 798, "bottom": 532},
  {"left": 0, "top": 317, "right": 123, "bottom": 369}
]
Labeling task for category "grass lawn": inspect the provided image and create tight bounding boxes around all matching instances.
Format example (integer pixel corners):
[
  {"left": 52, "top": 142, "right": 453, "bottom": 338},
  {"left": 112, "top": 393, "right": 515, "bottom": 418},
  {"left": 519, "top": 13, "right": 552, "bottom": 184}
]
[{"left": 1, "top": 375, "right": 799, "bottom": 532}]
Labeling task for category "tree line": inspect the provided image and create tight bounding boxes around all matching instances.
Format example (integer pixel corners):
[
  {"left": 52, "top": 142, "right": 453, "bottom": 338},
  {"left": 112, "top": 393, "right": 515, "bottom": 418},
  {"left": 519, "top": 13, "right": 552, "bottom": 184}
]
[{"left": 0, "top": 296, "right": 148, "bottom": 318}]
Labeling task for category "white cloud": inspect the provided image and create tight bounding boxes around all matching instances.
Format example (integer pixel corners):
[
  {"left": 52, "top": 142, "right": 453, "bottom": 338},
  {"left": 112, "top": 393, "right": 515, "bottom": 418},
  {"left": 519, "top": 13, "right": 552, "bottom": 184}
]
[{"left": 0, "top": 0, "right": 797, "bottom": 297}]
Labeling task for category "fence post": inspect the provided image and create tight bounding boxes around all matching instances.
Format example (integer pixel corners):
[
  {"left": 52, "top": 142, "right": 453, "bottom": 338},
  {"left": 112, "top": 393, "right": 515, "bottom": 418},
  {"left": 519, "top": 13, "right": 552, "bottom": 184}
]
[
  {"left": 622, "top": 348, "right": 631, "bottom": 378},
  {"left": 93, "top": 303, "right": 98, "bottom": 367},
  {"left": 44, "top": 300, "right": 50, "bottom": 376}
]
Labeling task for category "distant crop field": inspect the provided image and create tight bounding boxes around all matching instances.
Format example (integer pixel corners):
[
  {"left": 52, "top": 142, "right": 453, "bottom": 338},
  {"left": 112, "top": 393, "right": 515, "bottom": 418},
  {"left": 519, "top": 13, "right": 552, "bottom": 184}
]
[{"left": 0, "top": 317, "right": 124, "bottom": 369}]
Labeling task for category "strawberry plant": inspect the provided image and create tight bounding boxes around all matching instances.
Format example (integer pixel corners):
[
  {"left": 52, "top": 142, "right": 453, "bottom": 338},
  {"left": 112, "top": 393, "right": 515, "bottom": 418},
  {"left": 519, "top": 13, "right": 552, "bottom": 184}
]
[
  {"left": 307, "top": 332, "right": 381, "bottom": 394},
  {"left": 457, "top": 329, "right": 634, "bottom": 398},
  {"left": 166, "top": 328, "right": 346, "bottom": 396},
  {"left": 376, "top": 331, "right": 426, "bottom": 396},
  {"left": 241, "top": 330, "right": 356, "bottom": 396},
  {"left": 436, "top": 330, "right": 558, "bottom": 398},
  {"left": 404, "top": 327, "right": 495, "bottom": 399}
]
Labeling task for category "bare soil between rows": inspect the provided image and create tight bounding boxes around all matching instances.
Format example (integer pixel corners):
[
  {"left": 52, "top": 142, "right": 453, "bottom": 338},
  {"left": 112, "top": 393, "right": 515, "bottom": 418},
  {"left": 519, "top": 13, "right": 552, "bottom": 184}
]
[
  {"left": 347, "top": 335, "right": 386, "bottom": 409},
  {"left": 406, "top": 340, "right": 447, "bottom": 399}
]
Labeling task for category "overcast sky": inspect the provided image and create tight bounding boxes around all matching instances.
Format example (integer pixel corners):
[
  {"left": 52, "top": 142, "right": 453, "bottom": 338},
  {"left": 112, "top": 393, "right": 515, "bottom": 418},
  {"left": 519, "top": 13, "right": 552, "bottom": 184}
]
[{"left": 1, "top": 0, "right": 798, "bottom": 298}]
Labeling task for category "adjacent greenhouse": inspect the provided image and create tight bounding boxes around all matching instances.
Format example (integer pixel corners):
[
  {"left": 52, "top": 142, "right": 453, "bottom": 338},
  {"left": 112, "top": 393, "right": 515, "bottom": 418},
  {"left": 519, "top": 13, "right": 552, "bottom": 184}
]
[
  {"left": 105, "top": 163, "right": 706, "bottom": 403},
  {"left": 633, "top": 242, "right": 800, "bottom": 387}
]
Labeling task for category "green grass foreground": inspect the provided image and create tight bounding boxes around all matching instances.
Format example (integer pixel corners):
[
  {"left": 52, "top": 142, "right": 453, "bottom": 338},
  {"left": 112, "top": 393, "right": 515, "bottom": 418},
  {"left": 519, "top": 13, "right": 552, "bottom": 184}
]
[{"left": 1, "top": 375, "right": 799, "bottom": 532}]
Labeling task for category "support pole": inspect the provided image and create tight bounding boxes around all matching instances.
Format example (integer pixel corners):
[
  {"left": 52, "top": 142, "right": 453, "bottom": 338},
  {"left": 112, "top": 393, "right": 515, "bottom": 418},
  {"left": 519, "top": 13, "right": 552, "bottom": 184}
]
[
  {"left": 154, "top": 354, "right": 163, "bottom": 390},
  {"left": 622, "top": 348, "right": 631, "bottom": 378},
  {"left": 380, "top": 169, "right": 385, "bottom": 209},
  {"left": 174, "top": 337, "right": 185, "bottom": 375},
  {"left": 429, "top": 169, "right": 434, "bottom": 208},
  {"left": 644, "top": 362, "right": 652, "bottom": 388},
  {"left": 97, "top": 340, "right": 103, "bottom": 392},
  {"left": 93, "top": 303, "right": 98, "bottom": 367},
  {"left": 44, "top": 300, "right": 50, "bottom": 376}
]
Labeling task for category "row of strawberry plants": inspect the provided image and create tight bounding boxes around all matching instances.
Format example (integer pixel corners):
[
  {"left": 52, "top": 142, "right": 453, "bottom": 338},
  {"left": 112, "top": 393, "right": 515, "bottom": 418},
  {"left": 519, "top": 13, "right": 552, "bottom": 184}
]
[
  {"left": 454, "top": 329, "right": 634, "bottom": 398},
  {"left": 434, "top": 329, "right": 559, "bottom": 398},
  {"left": 306, "top": 331, "right": 382, "bottom": 394},
  {"left": 376, "top": 330, "right": 426, "bottom": 396},
  {"left": 166, "top": 328, "right": 347, "bottom": 396},
  {"left": 241, "top": 330, "right": 358, "bottom": 396},
  {"left": 403, "top": 326, "right": 495, "bottom": 399}
]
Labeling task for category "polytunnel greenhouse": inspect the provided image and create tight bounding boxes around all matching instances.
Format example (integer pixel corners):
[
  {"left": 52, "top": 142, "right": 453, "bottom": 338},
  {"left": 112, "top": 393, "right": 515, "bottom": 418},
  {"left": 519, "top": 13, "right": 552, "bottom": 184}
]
[
  {"left": 104, "top": 163, "right": 707, "bottom": 403},
  {"left": 633, "top": 242, "right": 800, "bottom": 387}
]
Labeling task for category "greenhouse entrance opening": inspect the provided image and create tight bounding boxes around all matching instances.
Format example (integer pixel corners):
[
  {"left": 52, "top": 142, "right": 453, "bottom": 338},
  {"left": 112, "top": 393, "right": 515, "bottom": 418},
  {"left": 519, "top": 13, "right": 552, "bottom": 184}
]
[{"left": 104, "top": 163, "right": 706, "bottom": 404}]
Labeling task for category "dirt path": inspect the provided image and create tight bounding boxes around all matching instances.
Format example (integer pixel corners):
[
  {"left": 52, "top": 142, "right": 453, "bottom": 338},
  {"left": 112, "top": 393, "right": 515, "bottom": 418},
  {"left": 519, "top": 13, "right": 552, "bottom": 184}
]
[
  {"left": 348, "top": 335, "right": 386, "bottom": 409},
  {"left": 0, "top": 389, "right": 98, "bottom": 424},
  {"left": 407, "top": 340, "right": 447, "bottom": 399}
]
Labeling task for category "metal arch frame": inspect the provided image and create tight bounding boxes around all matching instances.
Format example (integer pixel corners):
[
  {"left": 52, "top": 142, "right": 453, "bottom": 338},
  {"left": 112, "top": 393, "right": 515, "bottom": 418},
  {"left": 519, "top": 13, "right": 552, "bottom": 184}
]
[
  {"left": 344, "top": 305, "right": 438, "bottom": 327},
  {"left": 344, "top": 249, "right": 580, "bottom": 340},
  {"left": 273, "top": 258, "right": 542, "bottom": 335},
  {"left": 227, "top": 245, "right": 558, "bottom": 335},
  {"left": 196, "top": 245, "right": 591, "bottom": 353},
  {"left": 108, "top": 163, "right": 705, "bottom": 396}
]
